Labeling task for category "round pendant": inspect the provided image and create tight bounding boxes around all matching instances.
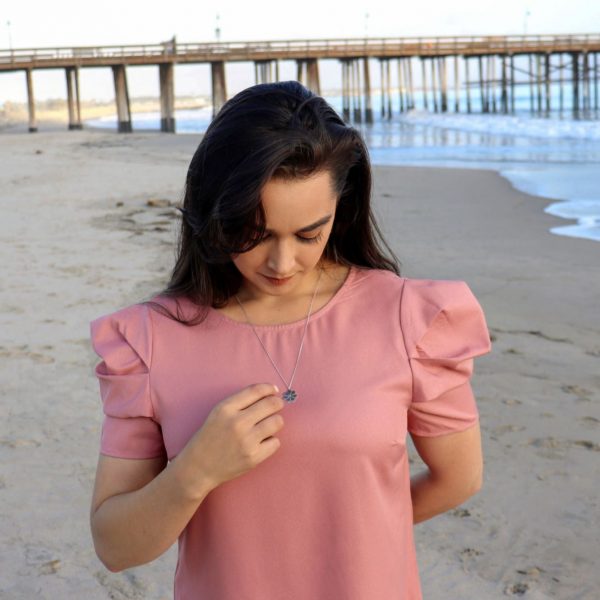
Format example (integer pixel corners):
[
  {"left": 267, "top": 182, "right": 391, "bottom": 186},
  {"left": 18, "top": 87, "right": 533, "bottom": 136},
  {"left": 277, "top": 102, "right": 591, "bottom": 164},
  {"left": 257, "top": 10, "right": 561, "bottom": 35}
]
[{"left": 283, "top": 389, "right": 297, "bottom": 402}]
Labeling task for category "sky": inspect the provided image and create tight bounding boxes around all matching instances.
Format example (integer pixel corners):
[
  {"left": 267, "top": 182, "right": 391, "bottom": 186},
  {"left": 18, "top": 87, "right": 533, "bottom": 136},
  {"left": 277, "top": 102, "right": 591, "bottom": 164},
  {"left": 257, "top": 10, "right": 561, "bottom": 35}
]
[{"left": 1, "top": 0, "right": 599, "bottom": 102}]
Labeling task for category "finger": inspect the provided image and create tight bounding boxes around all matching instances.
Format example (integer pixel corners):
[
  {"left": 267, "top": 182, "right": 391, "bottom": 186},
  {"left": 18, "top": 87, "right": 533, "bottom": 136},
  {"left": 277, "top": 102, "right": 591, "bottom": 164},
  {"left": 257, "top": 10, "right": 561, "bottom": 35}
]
[
  {"left": 257, "top": 436, "right": 281, "bottom": 460},
  {"left": 252, "top": 413, "right": 285, "bottom": 444},
  {"left": 227, "top": 383, "right": 280, "bottom": 411},
  {"left": 241, "top": 393, "right": 285, "bottom": 424}
]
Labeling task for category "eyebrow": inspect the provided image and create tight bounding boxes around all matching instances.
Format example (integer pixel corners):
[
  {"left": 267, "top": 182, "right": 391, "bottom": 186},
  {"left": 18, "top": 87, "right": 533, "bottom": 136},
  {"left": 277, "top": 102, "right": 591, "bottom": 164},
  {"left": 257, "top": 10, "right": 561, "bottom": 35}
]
[{"left": 265, "top": 214, "right": 333, "bottom": 235}]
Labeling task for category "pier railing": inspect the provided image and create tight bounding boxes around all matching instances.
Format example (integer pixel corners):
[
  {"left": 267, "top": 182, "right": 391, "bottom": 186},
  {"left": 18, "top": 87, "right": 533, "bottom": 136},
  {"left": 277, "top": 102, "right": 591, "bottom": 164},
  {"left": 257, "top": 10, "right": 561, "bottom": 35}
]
[{"left": 2, "top": 34, "right": 600, "bottom": 68}]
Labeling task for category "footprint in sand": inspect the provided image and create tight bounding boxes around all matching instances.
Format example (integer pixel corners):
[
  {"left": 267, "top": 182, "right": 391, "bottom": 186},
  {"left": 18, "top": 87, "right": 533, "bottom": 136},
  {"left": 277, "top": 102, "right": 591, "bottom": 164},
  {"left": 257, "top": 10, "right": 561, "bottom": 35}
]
[
  {"left": 526, "top": 437, "right": 600, "bottom": 452},
  {"left": 502, "top": 398, "right": 522, "bottom": 407},
  {"left": 459, "top": 547, "right": 483, "bottom": 571},
  {"left": 2, "top": 304, "right": 25, "bottom": 314},
  {"left": 572, "top": 440, "right": 600, "bottom": 451},
  {"left": 0, "top": 347, "right": 55, "bottom": 364},
  {"left": 39, "top": 559, "right": 61, "bottom": 575},
  {"left": 94, "top": 569, "right": 149, "bottom": 599},
  {"left": 507, "top": 566, "right": 561, "bottom": 596},
  {"left": 517, "top": 566, "right": 544, "bottom": 578},
  {"left": 146, "top": 198, "right": 172, "bottom": 208},
  {"left": 0, "top": 438, "right": 42, "bottom": 449},
  {"left": 24, "top": 544, "right": 60, "bottom": 575},
  {"left": 504, "top": 581, "right": 530, "bottom": 596},
  {"left": 493, "top": 424, "right": 525, "bottom": 434},
  {"left": 490, "top": 424, "right": 525, "bottom": 442},
  {"left": 561, "top": 384, "right": 592, "bottom": 401}
]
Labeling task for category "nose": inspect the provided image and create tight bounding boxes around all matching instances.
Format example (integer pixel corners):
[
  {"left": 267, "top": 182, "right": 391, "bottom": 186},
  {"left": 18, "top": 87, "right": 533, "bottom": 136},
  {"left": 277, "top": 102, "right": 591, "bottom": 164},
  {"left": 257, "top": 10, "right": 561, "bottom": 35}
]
[{"left": 266, "top": 238, "right": 296, "bottom": 276}]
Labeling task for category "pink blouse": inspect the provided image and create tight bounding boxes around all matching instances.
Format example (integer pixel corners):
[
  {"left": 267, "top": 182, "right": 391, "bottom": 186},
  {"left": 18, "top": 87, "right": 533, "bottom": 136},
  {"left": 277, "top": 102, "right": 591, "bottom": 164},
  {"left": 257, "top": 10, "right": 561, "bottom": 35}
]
[{"left": 90, "top": 266, "right": 491, "bottom": 600}]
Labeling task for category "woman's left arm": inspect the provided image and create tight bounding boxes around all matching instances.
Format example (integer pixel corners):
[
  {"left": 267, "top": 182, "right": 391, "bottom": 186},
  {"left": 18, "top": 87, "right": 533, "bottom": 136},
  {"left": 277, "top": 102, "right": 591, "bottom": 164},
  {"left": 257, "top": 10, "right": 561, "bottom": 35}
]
[{"left": 410, "top": 423, "right": 483, "bottom": 524}]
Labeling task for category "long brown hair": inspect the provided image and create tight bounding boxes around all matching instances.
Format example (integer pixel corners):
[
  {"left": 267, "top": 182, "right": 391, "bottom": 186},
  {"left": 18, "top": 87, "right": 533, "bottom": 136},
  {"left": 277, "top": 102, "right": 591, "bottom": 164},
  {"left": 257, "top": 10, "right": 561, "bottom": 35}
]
[{"left": 145, "top": 81, "right": 400, "bottom": 325}]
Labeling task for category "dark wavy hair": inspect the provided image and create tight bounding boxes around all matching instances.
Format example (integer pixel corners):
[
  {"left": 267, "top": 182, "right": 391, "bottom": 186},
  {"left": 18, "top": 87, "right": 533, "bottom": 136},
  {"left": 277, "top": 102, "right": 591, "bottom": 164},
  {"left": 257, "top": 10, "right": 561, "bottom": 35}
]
[{"left": 146, "top": 80, "right": 400, "bottom": 324}]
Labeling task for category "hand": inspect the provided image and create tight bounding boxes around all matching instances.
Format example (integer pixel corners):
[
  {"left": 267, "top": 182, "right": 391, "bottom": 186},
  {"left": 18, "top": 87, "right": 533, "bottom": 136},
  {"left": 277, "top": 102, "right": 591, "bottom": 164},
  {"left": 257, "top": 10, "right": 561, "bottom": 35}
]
[{"left": 180, "top": 383, "right": 285, "bottom": 492}]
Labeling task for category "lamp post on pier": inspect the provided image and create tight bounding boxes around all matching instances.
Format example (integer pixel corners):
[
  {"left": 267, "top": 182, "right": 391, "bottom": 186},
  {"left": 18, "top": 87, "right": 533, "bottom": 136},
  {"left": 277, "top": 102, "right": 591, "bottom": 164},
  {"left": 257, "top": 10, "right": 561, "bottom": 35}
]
[
  {"left": 523, "top": 9, "right": 531, "bottom": 36},
  {"left": 215, "top": 14, "right": 221, "bottom": 43},
  {"left": 6, "top": 20, "right": 13, "bottom": 56}
]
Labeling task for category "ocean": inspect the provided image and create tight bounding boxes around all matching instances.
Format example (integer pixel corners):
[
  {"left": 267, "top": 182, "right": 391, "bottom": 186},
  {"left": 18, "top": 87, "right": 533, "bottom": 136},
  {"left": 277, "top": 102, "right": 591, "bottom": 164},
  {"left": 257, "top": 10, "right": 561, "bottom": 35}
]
[{"left": 86, "top": 89, "right": 600, "bottom": 243}]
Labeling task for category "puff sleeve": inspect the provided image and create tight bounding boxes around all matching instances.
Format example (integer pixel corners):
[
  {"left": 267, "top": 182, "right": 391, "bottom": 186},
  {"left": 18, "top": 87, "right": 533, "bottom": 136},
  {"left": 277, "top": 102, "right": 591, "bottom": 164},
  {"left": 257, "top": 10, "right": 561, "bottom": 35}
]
[
  {"left": 90, "top": 303, "right": 166, "bottom": 459},
  {"left": 400, "top": 279, "right": 491, "bottom": 437}
]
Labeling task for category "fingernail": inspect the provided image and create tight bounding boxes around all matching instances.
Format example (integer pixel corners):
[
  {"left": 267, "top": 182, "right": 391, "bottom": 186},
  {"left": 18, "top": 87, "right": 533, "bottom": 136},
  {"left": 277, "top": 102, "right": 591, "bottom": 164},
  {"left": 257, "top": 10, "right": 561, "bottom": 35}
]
[{"left": 274, "top": 385, "right": 280, "bottom": 393}]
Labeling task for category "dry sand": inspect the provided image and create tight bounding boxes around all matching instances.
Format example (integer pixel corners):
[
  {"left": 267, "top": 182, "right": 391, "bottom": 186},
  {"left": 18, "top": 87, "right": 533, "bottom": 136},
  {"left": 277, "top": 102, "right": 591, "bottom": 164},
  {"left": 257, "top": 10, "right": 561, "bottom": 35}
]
[{"left": 0, "top": 129, "right": 598, "bottom": 599}]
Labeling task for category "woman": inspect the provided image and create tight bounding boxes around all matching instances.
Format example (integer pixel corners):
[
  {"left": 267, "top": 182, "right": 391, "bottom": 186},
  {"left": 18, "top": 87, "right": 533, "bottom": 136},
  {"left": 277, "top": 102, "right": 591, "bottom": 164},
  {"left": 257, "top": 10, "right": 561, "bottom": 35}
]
[{"left": 89, "top": 81, "right": 491, "bottom": 599}]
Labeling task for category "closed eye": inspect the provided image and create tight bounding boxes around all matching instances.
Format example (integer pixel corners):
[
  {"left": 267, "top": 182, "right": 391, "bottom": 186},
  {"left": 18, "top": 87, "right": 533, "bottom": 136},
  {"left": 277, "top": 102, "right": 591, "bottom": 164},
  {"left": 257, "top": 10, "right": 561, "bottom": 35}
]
[
  {"left": 258, "top": 232, "right": 324, "bottom": 244},
  {"left": 298, "top": 232, "right": 324, "bottom": 244}
]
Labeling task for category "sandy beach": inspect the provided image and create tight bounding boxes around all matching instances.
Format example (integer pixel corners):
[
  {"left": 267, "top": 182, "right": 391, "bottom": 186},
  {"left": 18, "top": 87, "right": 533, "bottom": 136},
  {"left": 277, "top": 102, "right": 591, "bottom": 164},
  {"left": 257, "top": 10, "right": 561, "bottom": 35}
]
[{"left": 0, "top": 128, "right": 598, "bottom": 599}]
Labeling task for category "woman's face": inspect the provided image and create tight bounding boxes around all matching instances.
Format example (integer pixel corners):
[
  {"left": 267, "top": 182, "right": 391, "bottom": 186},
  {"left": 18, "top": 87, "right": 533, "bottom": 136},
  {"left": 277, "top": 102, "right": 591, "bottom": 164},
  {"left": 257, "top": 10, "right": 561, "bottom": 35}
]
[{"left": 231, "top": 170, "right": 338, "bottom": 301}]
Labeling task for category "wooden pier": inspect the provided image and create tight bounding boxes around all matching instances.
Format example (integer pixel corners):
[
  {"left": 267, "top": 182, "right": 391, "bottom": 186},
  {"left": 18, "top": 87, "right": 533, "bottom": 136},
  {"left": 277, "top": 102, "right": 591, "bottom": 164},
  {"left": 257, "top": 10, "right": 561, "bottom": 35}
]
[{"left": 1, "top": 34, "right": 599, "bottom": 132}]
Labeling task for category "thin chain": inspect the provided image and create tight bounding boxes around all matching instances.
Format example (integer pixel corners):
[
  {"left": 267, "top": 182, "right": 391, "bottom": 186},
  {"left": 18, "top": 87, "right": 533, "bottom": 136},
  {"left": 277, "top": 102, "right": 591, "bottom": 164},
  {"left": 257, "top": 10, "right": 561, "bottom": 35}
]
[{"left": 234, "top": 267, "right": 323, "bottom": 391}]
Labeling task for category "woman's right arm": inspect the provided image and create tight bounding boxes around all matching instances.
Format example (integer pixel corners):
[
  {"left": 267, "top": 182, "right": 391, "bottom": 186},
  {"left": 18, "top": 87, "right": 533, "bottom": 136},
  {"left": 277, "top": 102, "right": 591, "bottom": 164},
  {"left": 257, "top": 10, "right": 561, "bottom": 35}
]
[
  {"left": 90, "top": 449, "right": 213, "bottom": 573},
  {"left": 90, "top": 383, "right": 284, "bottom": 572}
]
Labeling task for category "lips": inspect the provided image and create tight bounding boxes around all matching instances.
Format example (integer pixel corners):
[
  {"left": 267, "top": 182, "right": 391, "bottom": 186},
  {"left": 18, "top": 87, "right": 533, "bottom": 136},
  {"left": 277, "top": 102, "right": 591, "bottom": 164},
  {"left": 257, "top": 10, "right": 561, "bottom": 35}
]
[{"left": 262, "top": 274, "right": 294, "bottom": 285}]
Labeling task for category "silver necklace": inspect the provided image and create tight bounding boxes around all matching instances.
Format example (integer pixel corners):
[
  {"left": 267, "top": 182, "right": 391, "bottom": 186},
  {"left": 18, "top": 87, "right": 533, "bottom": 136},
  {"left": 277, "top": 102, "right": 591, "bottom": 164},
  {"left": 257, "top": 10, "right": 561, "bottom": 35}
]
[{"left": 234, "top": 268, "right": 323, "bottom": 403}]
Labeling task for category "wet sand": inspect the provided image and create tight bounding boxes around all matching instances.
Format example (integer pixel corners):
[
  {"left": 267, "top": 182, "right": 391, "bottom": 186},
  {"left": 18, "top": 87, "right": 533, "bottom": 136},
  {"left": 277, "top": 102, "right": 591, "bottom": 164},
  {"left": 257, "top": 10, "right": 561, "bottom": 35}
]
[{"left": 0, "top": 129, "right": 598, "bottom": 599}]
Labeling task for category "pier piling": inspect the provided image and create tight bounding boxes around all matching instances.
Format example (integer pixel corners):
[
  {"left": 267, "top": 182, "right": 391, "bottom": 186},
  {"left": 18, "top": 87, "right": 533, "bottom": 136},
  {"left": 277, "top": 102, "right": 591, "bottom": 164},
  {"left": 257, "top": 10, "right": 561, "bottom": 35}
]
[
  {"left": 397, "top": 59, "right": 405, "bottom": 112},
  {"left": 583, "top": 52, "right": 590, "bottom": 114},
  {"left": 536, "top": 54, "right": 543, "bottom": 113},
  {"left": 406, "top": 57, "right": 415, "bottom": 109},
  {"left": 385, "top": 59, "right": 392, "bottom": 118},
  {"left": 559, "top": 54, "right": 564, "bottom": 113},
  {"left": 307, "top": 59, "right": 321, "bottom": 95},
  {"left": 340, "top": 60, "right": 350, "bottom": 122},
  {"left": 478, "top": 57, "right": 486, "bottom": 112},
  {"left": 510, "top": 55, "right": 515, "bottom": 113},
  {"left": 65, "top": 67, "right": 82, "bottom": 130},
  {"left": 489, "top": 56, "right": 497, "bottom": 113},
  {"left": 351, "top": 59, "right": 361, "bottom": 122},
  {"left": 379, "top": 60, "right": 385, "bottom": 118},
  {"left": 25, "top": 68, "right": 37, "bottom": 133},
  {"left": 159, "top": 63, "right": 175, "bottom": 132},
  {"left": 421, "top": 58, "right": 428, "bottom": 111},
  {"left": 528, "top": 55, "right": 535, "bottom": 113},
  {"left": 363, "top": 58, "right": 373, "bottom": 123},
  {"left": 297, "top": 59, "right": 320, "bottom": 95},
  {"left": 545, "top": 54, "right": 551, "bottom": 115},
  {"left": 431, "top": 58, "right": 439, "bottom": 112},
  {"left": 454, "top": 56, "right": 460, "bottom": 112},
  {"left": 572, "top": 52, "right": 580, "bottom": 116},
  {"left": 211, "top": 61, "right": 227, "bottom": 118},
  {"left": 440, "top": 57, "right": 448, "bottom": 112},
  {"left": 501, "top": 56, "right": 508, "bottom": 114},
  {"left": 464, "top": 57, "right": 472, "bottom": 113},
  {"left": 254, "top": 60, "right": 278, "bottom": 84},
  {"left": 594, "top": 53, "right": 599, "bottom": 111},
  {"left": 111, "top": 65, "right": 132, "bottom": 133}
]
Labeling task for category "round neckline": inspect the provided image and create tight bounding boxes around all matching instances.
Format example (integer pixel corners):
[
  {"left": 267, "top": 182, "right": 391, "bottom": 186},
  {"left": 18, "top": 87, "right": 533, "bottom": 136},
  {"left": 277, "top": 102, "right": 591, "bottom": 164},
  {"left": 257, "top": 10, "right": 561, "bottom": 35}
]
[{"left": 209, "top": 265, "right": 357, "bottom": 330}]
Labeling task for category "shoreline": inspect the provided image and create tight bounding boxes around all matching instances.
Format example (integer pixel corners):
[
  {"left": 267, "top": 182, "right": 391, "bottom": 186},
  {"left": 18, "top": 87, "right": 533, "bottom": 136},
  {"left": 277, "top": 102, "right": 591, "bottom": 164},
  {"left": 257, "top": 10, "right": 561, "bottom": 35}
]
[
  {"left": 3, "top": 117, "right": 597, "bottom": 245},
  {"left": 1, "top": 129, "right": 598, "bottom": 599}
]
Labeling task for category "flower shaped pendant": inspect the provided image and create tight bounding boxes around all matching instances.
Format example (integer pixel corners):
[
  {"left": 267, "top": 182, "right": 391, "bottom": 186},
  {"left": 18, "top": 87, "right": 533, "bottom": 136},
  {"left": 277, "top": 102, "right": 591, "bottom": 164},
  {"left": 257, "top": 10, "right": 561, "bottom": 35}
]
[{"left": 283, "top": 389, "right": 297, "bottom": 402}]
